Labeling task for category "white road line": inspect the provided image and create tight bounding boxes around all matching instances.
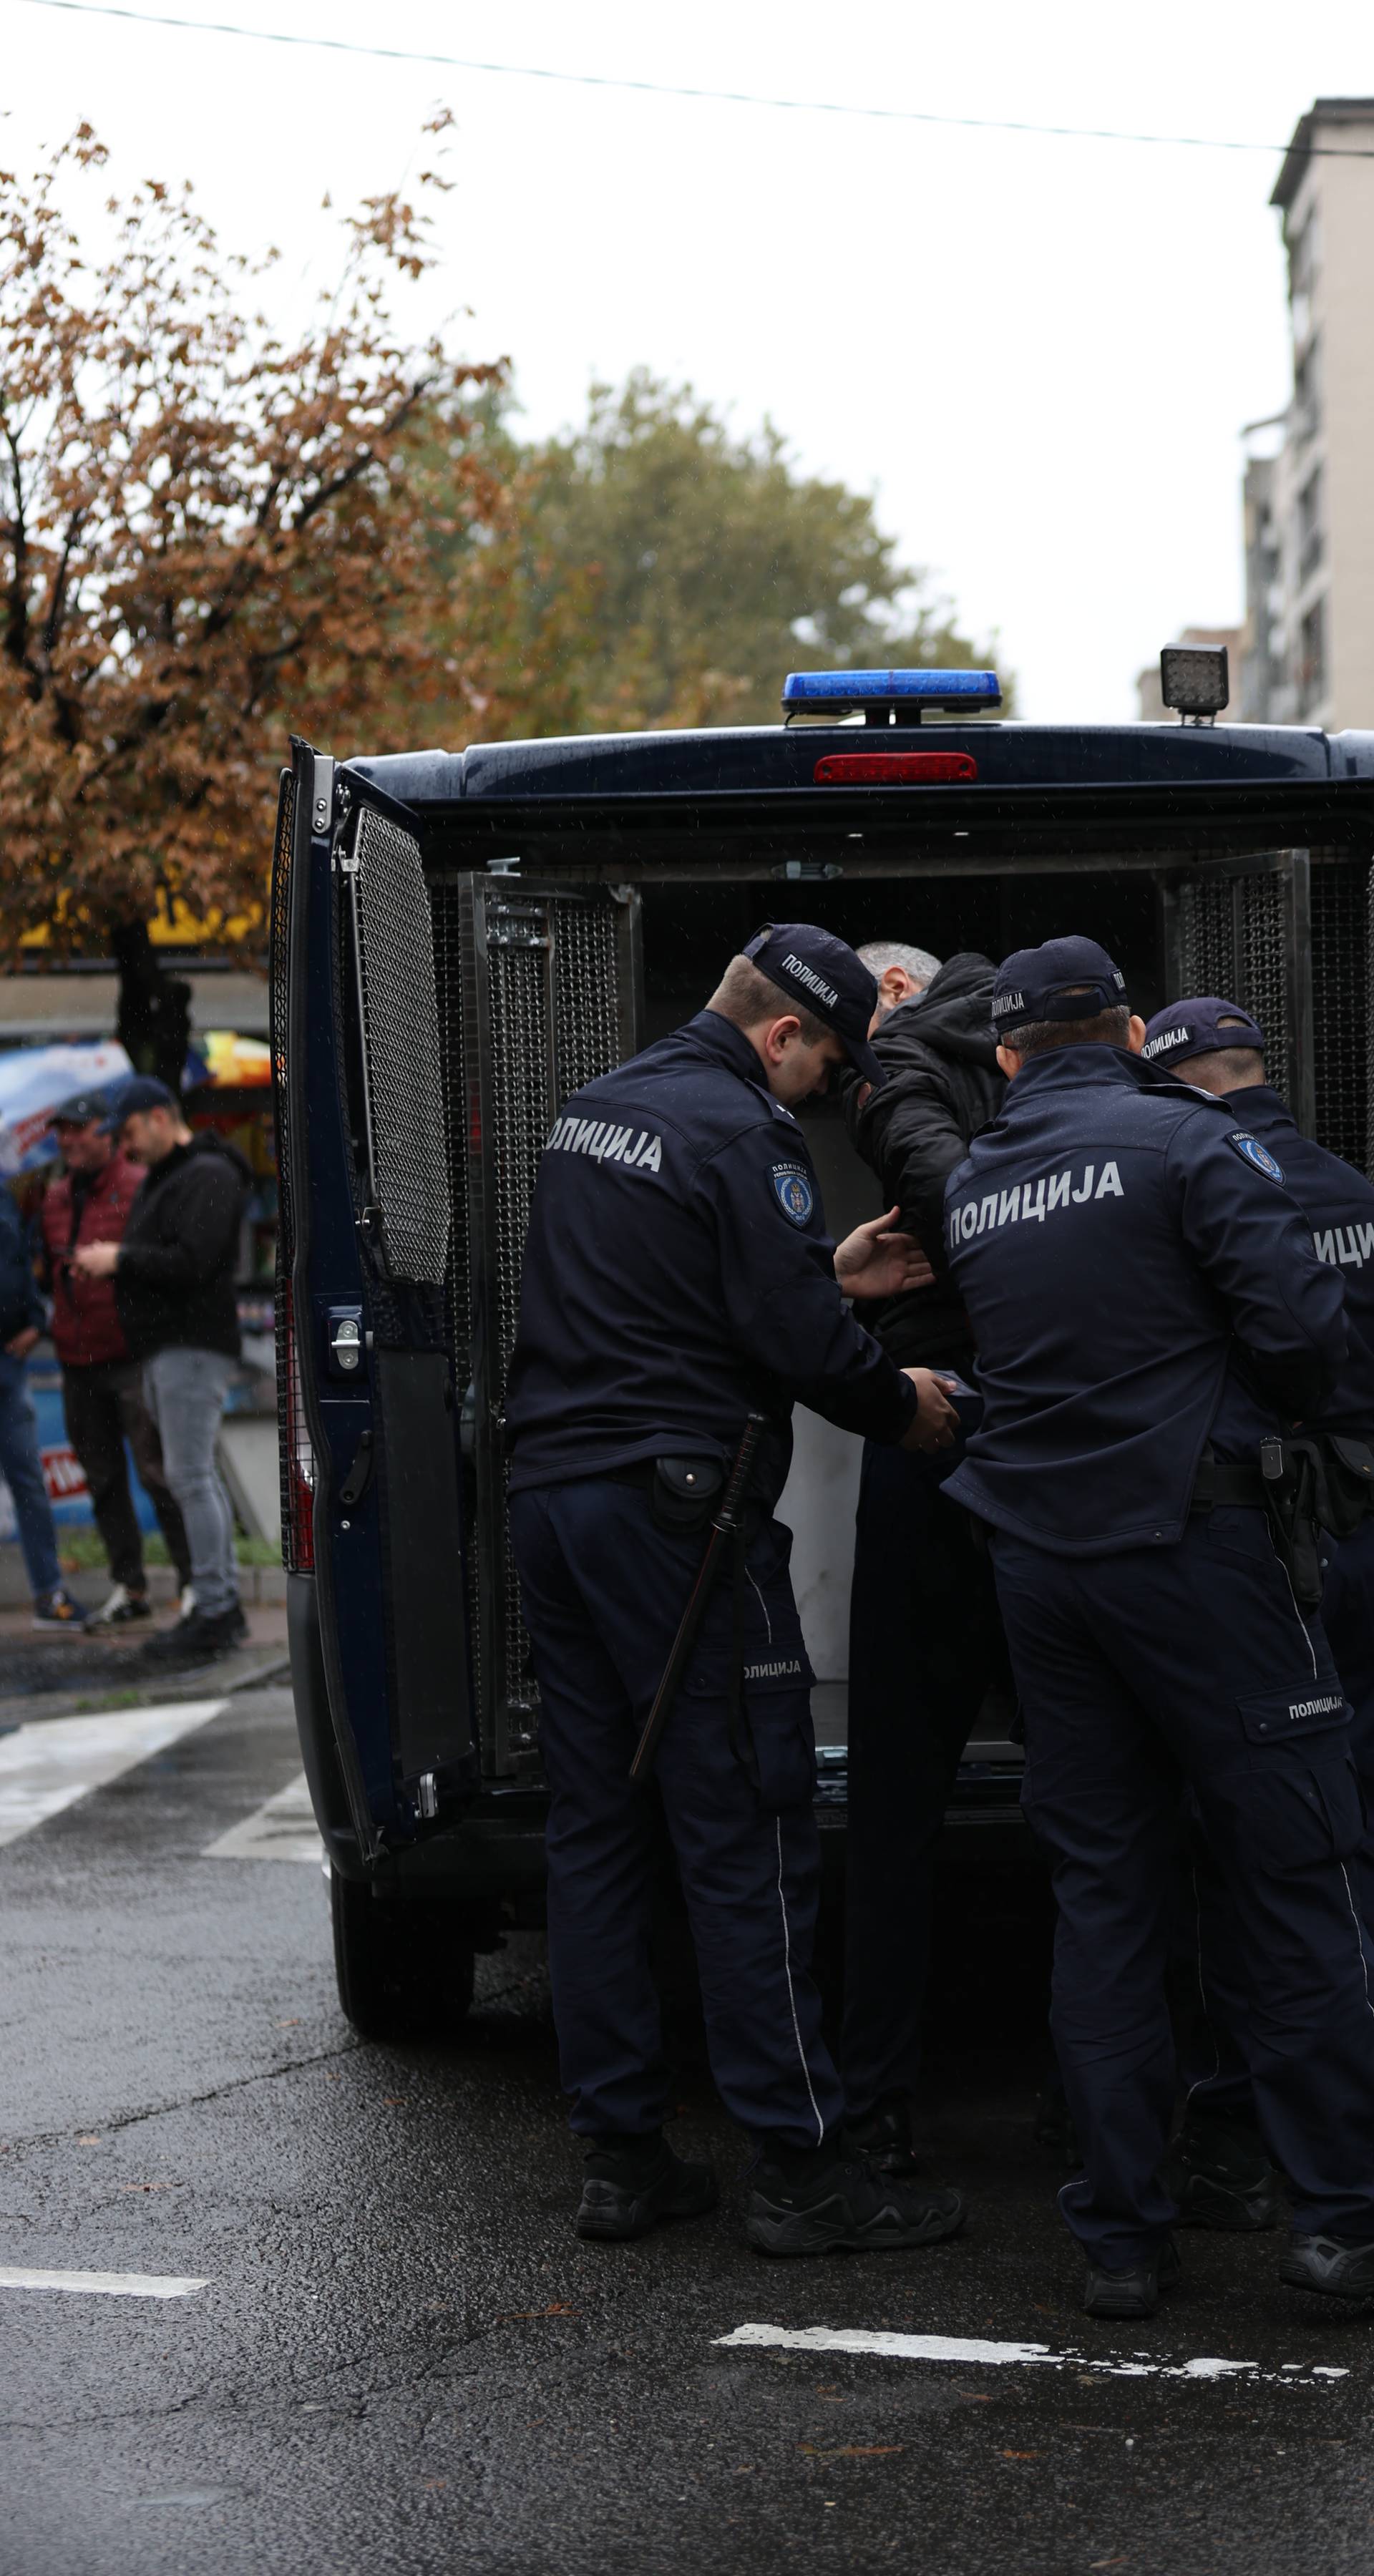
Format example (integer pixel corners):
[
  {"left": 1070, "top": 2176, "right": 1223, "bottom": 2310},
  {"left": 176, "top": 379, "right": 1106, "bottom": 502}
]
[
  {"left": 0, "top": 1702, "right": 227, "bottom": 1850},
  {"left": 0, "top": 2267, "right": 208, "bottom": 2298},
  {"left": 713, "top": 2324, "right": 1348, "bottom": 2384},
  {"left": 203, "top": 1770, "right": 322, "bottom": 1864}
]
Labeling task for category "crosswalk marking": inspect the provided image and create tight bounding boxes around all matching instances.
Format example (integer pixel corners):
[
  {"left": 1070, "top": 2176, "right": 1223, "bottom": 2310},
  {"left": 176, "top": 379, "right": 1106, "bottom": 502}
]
[
  {"left": 0, "top": 1702, "right": 227, "bottom": 1851},
  {"left": 203, "top": 1770, "right": 322, "bottom": 1864},
  {"left": 0, "top": 2266, "right": 208, "bottom": 2299},
  {"left": 713, "top": 2323, "right": 1350, "bottom": 2384}
]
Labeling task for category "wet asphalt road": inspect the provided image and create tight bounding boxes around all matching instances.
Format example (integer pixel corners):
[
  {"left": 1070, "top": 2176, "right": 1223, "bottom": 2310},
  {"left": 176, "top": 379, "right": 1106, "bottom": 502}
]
[{"left": 4, "top": 1688, "right": 1374, "bottom": 2576}]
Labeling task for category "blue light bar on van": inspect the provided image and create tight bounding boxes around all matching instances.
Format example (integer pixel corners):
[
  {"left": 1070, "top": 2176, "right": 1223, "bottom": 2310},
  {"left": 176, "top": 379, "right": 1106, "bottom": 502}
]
[{"left": 782, "top": 668, "right": 1002, "bottom": 719}]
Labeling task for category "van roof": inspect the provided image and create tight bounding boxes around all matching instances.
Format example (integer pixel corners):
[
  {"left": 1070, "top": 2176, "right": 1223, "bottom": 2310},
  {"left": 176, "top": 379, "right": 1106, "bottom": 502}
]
[{"left": 341, "top": 721, "right": 1374, "bottom": 877}]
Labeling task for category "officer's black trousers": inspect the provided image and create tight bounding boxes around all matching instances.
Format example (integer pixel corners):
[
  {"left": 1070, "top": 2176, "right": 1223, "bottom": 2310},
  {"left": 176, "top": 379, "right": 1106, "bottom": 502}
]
[
  {"left": 508, "top": 1479, "right": 844, "bottom": 2151},
  {"left": 1181, "top": 1515, "right": 1374, "bottom": 2127},
  {"left": 842, "top": 1439, "right": 1009, "bottom": 2119},
  {"left": 990, "top": 1507, "right": 1374, "bottom": 2267}
]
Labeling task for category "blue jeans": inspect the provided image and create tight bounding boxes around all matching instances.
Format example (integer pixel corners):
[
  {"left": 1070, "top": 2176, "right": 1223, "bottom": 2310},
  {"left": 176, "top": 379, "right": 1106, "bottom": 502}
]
[
  {"left": 143, "top": 1347, "right": 239, "bottom": 1619},
  {"left": 0, "top": 1352, "right": 62, "bottom": 1601}
]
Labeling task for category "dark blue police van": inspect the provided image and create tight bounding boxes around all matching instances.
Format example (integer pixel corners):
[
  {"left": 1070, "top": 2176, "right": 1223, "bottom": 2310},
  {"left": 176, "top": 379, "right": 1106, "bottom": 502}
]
[{"left": 271, "top": 653, "right": 1374, "bottom": 2035}]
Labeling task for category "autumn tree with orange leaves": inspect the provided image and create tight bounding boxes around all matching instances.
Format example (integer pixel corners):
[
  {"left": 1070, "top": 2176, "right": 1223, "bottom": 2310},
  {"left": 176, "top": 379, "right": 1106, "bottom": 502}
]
[{"left": 0, "top": 122, "right": 505, "bottom": 1081}]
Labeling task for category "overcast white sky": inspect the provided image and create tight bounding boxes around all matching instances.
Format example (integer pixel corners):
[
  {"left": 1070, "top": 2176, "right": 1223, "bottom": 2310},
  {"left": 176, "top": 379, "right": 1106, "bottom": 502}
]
[{"left": 4, "top": 0, "right": 1372, "bottom": 724}]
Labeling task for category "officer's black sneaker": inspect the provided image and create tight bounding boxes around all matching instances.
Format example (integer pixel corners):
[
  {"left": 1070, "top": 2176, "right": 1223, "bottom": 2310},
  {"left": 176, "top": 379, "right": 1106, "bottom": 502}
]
[
  {"left": 575, "top": 2136, "right": 718, "bottom": 2243},
  {"left": 844, "top": 2096, "right": 922, "bottom": 2177},
  {"left": 745, "top": 2144, "right": 966, "bottom": 2257},
  {"left": 1162, "top": 2114, "right": 1282, "bottom": 2233},
  {"left": 1082, "top": 2235, "right": 1181, "bottom": 2321},
  {"left": 1279, "top": 2232, "right": 1374, "bottom": 2305}
]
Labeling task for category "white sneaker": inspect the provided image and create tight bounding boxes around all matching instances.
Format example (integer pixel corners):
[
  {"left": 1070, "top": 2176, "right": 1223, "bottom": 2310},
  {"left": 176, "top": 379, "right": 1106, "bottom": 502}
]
[{"left": 84, "top": 1583, "right": 152, "bottom": 1630}]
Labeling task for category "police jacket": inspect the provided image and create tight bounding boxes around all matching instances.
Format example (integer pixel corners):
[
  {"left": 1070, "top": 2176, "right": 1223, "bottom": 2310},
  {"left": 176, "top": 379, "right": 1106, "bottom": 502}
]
[
  {"left": 841, "top": 952, "right": 1005, "bottom": 1369},
  {"left": 0, "top": 1184, "right": 43, "bottom": 1350},
  {"left": 940, "top": 1045, "right": 1347, "bottom": 1556},
  {"left": 505, "top": 1010, "right": 919, "bottom": 1498},
  {"left": 1215, "top": 1083, "right": 1374, "bottom": 1438},
  {"left": 114, "top": 1132, "right": 250, "bottom": 1361},
  {"left": 39, "top": 1151, "right": 145, "bottom": 1368}
]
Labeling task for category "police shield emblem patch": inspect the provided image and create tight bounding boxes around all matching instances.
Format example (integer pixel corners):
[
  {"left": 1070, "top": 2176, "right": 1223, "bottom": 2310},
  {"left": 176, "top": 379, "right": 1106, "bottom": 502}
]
[
  {"left": 771, "top": 1162, "right": 814, "bottom": 1226},
  {"left": 1227, "top": 1131, "right": 1285, "bottom": 1184}
]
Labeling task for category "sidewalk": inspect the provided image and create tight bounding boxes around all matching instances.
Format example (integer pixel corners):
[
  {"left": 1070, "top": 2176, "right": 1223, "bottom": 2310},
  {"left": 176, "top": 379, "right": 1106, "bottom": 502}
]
[{"left": 0, "top": 1580, "right": 288, "bottom": 1722}]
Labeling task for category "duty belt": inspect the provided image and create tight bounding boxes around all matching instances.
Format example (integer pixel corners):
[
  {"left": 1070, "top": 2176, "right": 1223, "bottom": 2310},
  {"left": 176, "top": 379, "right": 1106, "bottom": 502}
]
[
  {"left": 1189, "top": 1453, "right": 1268, "bottom": 1513},
  {"left": 1192, "top": 1433, "right": 1374, "bottom": 1611}
]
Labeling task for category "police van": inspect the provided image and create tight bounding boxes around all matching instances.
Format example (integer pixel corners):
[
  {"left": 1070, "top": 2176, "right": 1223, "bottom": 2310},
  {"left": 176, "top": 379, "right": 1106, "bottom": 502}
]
[{"left": 272, "top": 650, "right": 1374, "bottom": 2034}]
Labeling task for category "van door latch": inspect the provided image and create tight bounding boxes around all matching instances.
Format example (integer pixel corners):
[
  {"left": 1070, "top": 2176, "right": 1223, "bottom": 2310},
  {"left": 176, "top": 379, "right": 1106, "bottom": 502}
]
[{"left": 338, "top": 1429, "right": 374, "bottom": 1509}]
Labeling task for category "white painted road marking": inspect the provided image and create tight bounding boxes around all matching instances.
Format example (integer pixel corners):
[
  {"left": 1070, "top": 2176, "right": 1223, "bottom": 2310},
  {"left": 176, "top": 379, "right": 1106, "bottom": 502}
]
[
  {"left": 0, "top": 2267, "right": 208, "bottom": 2299},
  {"left": 713, "top": 2325, "right": 1349, "bottom": 2384},
  {"left": 203, "top": 1770, "right": 322, "bottom": 1864},
  {"left": 0, "top": 1702, "right": 227, "bottom": 1850}
]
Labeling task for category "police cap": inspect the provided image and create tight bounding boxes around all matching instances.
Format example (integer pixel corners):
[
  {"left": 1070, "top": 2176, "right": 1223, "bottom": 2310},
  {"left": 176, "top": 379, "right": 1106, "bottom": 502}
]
[
  {"left": 1141, "top": 997, "right": 1266, "bottom": 1069},
  {"left": 992, "top": 935, "right": 1129, "bottom": 1038},
  {"left": 743, "top": 923, "right": 887, "bottom": 1090}
]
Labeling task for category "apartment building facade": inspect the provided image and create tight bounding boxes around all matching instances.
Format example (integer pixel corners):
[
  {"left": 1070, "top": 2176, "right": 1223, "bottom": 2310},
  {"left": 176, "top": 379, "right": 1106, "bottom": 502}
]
[{"left": 1239, "top": 99, "right": 1374, "bottom": 729}]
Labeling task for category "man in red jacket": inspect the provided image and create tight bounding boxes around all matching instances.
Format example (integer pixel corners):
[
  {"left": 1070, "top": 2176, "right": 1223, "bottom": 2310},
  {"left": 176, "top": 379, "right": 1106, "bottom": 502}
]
[{"left": 40, "top": 1093, "right": 193, "bottom": 1628}]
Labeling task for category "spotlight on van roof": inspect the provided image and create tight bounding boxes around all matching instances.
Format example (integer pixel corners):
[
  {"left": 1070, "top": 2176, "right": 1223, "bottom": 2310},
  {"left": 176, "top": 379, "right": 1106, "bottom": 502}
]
[{"left": 1159, "top": 643, "right": 1229, "bottom": 725}]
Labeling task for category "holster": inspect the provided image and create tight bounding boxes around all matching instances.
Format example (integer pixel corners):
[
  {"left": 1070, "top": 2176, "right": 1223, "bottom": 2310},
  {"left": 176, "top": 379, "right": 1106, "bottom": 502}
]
[{"left": 1194, "top": 1434, "right": 1374, "bottom": 1614}]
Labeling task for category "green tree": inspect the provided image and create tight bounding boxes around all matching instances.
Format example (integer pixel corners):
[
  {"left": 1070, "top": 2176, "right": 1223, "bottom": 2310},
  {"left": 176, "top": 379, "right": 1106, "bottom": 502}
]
[{"left": 448, "top": 371, "right": 1005, "bottom": 736}]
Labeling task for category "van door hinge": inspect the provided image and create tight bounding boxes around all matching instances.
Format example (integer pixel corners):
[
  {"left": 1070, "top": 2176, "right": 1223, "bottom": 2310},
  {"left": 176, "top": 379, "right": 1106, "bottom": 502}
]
[{"left": 310, "top": 755, "right": 334, "bottom": 840}]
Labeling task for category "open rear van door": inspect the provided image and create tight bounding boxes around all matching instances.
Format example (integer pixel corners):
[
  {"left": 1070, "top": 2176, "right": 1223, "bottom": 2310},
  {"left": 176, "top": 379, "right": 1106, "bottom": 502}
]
[{"left": 273, "top": 741, "right": 472, "bottom": 1860}]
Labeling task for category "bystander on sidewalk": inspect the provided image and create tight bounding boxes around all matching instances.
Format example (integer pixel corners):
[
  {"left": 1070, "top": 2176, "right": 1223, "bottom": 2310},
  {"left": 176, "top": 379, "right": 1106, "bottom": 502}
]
[
  {"left": 72, "top": 1078, "right": 252, "bottom": 1667},
  {"left": 39, "top": 1091, "right": 193, "bottom": 1629}
]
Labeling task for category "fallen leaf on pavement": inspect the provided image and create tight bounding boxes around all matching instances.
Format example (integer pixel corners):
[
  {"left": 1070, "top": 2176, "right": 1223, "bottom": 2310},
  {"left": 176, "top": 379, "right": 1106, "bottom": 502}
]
[{"left": 799, "top": 2445, "right": 904, "bottom": 2460}]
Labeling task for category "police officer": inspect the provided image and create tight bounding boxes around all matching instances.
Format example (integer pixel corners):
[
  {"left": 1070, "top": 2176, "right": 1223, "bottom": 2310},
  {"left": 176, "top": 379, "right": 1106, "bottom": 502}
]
[
  {"left": 1141, "top": 995, "right": 1374, "bottom": 2230},
  {"left": 941, "top": 935, "right": 1374, "bottom": 2317},
  {"left": 505, "top": 924, "right": 966, "bottom": 2254}
]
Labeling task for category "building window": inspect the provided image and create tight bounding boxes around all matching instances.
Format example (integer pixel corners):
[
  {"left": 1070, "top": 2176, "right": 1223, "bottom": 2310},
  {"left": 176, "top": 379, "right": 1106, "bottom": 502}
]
[
  {"left": 1297, "top": 467, "right": 1323, "bottom": 585},
  {"left": 1288, "top": 208, "right": 1322, "bottom": 346},
  {"left": 1297, "top": 595, "right": 1327, "bottom": 716},
  {"left": 1293, "top": 336, "right": 1321, "bottom": 442}
]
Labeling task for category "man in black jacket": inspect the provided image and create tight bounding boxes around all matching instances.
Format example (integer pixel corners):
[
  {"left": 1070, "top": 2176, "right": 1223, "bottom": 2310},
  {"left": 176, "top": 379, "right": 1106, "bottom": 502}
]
[
  {"left": 839, "top": 945, "right": 1008, "bottom": 2164},
  {"left": 72, "top": 1078, "right": 250, "bottom": 1664}
]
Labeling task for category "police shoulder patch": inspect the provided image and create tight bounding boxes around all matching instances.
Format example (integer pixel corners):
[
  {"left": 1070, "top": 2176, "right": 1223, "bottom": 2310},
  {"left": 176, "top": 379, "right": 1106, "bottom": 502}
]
[
  {"left": 1227, "top": 1130, "right": 1285, "bottom": 1184},
  {"left": 770, "top": 1161, "right": 814, "bottom": 1226}
]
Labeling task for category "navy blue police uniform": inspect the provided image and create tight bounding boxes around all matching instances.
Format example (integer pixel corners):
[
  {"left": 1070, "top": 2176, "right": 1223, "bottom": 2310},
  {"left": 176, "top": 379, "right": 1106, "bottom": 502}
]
[
  {"left": 941, "top": 940, "right": 1374, "bottom": 2278},
  {"left": 1142, "top": 997, "right": 1374, "bottom": 2152},
  {"left": 505, "top": 932, "right": 919, "bottom": 2160}
]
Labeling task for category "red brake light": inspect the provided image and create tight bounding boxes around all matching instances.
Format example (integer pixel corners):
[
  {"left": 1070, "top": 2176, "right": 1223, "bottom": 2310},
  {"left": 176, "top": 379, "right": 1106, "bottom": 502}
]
[{"left": 813, "top": 751, "right": 978, "bottom": 786}]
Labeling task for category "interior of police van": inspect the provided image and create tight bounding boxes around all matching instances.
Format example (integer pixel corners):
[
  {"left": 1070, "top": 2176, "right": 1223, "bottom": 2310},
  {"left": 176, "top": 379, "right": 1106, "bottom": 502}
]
[{"left": 275, "top": 673, "right": 1374, "bottom": 1880}]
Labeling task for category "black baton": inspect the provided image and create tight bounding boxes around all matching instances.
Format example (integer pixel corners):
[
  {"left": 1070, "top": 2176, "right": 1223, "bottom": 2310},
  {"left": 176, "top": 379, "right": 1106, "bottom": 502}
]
[{"left": 629, "top": 1410, "right": 768, "bottom": 1784}]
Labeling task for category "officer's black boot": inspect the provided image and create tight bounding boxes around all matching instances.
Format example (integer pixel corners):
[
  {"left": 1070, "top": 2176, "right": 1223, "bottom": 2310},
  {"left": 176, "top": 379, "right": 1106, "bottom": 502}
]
[
  {"left": 574, "top": 2134, "right": 718, "bottom": 2243},
  {"left": 1161, "top": 2111, "right": 1282, "bottom": 2232},
  {"left": 844, "top": 2094, "right": 922, "bottom": 2176},
  {"left": 1082, "top": 2235, "right": 1181, "bottom": 2321},
  {"left": 1279, "top": 2233, "right": 1374, "bottom": 2304},
  {"left": 745, "top": 2139, "right": 966, "bottom": 2257}
]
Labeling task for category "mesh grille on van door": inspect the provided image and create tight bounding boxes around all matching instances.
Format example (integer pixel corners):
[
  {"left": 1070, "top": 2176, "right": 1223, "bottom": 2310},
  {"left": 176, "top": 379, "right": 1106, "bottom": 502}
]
[{"left": 349, "top": 806, "right": 453, "bottom": 1286}]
